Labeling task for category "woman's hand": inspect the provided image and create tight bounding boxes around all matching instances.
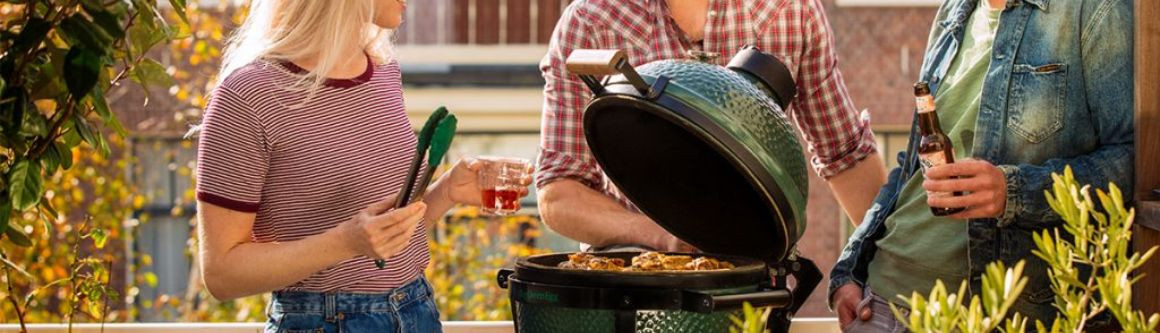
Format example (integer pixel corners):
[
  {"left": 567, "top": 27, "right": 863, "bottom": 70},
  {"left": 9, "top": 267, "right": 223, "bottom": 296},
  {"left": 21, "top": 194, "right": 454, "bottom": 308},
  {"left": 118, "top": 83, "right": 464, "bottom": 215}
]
[
  {"left": 336, "top": 195, "right": 427, "bottom": 260},
  {"left": 923, "top": 159, "right": 1008, "bottom": 219},
  {"left": 435, "top": 157, "right": 533, "bottom": 206}
]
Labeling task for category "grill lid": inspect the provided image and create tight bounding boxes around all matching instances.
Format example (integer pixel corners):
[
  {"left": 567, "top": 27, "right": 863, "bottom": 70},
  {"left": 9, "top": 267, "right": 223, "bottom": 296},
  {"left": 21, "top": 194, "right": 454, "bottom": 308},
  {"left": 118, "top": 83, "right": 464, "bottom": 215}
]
[{"left": 567, "top": 48, "right": 807, "bottom": 263}]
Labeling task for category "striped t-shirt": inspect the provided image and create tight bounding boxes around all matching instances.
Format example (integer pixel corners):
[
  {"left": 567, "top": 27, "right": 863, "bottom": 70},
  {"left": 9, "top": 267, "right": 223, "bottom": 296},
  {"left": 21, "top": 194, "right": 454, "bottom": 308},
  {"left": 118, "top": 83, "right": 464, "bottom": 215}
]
[{"left": 195, "top": 58, "right": 428, "bottom": 292}]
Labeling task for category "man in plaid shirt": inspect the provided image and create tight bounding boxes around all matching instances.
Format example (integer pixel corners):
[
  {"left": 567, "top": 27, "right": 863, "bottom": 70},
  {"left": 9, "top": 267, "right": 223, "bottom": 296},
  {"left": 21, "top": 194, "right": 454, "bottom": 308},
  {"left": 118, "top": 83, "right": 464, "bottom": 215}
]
[{"left": 536, "top": 0, "right": 886, "bottom": 252}]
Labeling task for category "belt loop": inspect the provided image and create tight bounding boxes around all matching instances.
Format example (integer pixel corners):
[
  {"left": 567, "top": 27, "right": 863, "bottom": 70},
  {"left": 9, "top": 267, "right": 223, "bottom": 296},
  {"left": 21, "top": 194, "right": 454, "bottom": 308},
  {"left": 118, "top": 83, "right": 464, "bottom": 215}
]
[
  {"left": 325, "top": 293, "right": 337, "bottom": 322},
  {"left": 420, "top": 277, "right": 432, "bottom": 296}
]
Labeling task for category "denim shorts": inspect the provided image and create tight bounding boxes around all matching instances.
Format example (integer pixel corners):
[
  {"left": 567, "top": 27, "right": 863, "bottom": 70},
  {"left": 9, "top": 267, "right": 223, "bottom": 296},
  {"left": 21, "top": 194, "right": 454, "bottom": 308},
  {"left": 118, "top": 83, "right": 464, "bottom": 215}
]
[{"left": 265, "top": 277, "right": 443, "bottom": 333}]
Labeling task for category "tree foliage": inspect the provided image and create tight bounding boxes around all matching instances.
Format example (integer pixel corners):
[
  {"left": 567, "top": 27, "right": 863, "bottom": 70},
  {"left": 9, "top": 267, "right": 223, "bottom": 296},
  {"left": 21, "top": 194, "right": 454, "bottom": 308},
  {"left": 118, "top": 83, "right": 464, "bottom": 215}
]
[{"left": 0, "top": 0, "right": 186, "bottom": 329}]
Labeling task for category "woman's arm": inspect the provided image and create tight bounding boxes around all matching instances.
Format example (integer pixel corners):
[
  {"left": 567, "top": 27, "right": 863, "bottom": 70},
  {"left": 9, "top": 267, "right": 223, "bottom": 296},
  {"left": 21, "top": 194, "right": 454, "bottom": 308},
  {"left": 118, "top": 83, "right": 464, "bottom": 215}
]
[{"left": 197, "top": 196, "right": 426, "bottom": 300}]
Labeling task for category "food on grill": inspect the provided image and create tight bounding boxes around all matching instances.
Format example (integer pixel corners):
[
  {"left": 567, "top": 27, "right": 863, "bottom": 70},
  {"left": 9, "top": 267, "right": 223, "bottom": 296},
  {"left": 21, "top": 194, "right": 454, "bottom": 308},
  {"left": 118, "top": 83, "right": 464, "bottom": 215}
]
[
  {"left": 556, "top": 253, "right": 627, "bottom": 270},
  {"left": 557, "top": 252, "right": 734, "bottom": 272}
]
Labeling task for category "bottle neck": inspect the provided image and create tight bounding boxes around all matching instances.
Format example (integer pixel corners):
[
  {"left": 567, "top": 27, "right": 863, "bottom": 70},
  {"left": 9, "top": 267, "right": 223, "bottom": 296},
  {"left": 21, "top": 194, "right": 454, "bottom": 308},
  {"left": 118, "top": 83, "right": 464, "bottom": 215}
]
[{"left": 915, "top": 95, "right": 941, "bottom": 135}]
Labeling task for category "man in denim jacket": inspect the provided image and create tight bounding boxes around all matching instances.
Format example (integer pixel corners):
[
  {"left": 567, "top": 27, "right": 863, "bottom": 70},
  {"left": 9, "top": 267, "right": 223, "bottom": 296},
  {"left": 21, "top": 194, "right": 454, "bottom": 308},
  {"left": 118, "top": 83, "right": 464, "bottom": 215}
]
[{"left": 829, "top": 0, "right": 1134, "bottom": 331}]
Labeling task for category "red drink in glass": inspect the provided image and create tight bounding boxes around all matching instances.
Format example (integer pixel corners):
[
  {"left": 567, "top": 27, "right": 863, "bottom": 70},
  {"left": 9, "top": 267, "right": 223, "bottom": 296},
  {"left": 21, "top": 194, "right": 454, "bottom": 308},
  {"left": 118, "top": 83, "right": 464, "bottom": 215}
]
[{"left": 478, "top": 157, "right": 532, "bottom": 215}]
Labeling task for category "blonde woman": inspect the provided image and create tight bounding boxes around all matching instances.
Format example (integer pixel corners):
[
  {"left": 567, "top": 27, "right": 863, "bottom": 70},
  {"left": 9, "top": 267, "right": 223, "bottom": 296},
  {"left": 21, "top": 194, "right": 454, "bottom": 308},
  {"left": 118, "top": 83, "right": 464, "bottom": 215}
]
[{"left": 195, "top": 1, "right": 487, "bottom": 332}]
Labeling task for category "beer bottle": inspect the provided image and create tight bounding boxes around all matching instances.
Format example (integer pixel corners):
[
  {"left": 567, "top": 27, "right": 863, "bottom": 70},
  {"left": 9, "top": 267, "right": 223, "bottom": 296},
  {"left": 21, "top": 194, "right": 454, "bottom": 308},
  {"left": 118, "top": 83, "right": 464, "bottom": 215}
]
[{"left": 914, "top": 82, "right": 965, "bottom": 216}]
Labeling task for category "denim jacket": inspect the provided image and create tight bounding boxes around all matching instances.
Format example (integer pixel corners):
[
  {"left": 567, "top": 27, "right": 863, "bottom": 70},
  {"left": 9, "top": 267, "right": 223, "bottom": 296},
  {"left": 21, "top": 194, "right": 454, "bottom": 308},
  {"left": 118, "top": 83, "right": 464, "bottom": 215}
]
[{"left": 829, "top": 0, "right": 1134, "bottom": 323}]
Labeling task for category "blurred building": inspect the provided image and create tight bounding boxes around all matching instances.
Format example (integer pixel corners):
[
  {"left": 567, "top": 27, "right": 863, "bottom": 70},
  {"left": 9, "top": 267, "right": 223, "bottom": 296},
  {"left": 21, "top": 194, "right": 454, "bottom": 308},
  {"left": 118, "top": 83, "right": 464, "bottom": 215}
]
[{"left": 115, "top": 0, "right": 940, "bottom": 319}]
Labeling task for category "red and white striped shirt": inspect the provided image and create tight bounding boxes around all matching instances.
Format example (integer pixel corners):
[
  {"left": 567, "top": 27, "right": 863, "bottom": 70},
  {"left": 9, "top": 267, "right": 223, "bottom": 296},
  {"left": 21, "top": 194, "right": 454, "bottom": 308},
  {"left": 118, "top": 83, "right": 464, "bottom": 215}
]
[
  {"left": 537, "top": 0, "right": 877, "bottom": 208},
  {"left": 195, "top": 59, "right": 428, "bottom": 292}
]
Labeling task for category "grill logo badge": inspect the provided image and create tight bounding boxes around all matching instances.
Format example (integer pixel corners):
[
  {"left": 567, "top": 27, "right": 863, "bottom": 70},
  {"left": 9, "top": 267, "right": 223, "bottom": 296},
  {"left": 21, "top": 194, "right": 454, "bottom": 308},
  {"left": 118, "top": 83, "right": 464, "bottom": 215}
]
[{"left": 521, "top": 289, "right": 560, "bottom": 303}]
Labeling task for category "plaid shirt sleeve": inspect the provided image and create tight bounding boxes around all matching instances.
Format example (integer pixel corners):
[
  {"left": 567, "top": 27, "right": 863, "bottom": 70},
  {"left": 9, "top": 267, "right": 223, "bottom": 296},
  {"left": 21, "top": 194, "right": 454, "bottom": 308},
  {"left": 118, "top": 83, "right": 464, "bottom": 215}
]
[
  {"left": 535, "top": 4, "right": 604, "bottom": 190},
  {"left": 790, "top": 0, "right": 878, "bottom": 179}
]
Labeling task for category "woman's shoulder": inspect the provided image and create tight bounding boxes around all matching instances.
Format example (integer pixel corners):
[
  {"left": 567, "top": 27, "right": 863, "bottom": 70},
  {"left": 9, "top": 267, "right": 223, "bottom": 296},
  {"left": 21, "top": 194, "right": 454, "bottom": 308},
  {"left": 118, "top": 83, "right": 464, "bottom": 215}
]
[
  {"left": 205, "top": 61, "right": 290, "bottom": 119},
  {"left": 369, "top": 58, "right": 403, "bottom": 86},
  {"left": 217, "top": 60, "right": 289, "bottom": 96},
  {"left": 373, "top": 58, "right": 400, "bottom": 73}
]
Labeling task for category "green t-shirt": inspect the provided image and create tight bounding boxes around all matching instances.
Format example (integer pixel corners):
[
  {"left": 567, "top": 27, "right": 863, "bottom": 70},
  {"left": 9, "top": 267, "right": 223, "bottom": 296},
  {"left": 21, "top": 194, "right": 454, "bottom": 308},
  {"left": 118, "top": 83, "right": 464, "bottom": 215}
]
[{"left": 865, "top": 1, "right": 1002, "bottom": 303}]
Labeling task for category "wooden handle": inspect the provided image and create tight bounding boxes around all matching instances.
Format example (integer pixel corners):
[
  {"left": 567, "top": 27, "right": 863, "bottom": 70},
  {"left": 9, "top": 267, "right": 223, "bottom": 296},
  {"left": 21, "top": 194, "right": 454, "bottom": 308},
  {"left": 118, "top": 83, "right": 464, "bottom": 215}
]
[{"left": 566, "top": 49, "right": 627, "bottom": 76}]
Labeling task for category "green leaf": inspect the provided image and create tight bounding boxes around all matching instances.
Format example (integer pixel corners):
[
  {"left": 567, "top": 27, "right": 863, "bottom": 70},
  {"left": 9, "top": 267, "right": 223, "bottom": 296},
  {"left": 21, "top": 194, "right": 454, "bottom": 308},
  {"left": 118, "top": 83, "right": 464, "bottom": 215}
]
[
  {"left": 169, "top": 0, "right": 189, "bottom": 23},
  {"left": 59, "top": 15, "right": 114, "bottom": 54},
  {"left": 81, "top": 2, "right": 126, "bottom": 40},
  {"left": 0, "top": 197, "right": 10, "bottom": 235},
  {"left": 65, "top": 47, "right": 103, "bottom": 101},
  {"left": 2, "top": 89, "right": 27, "bottom": 139},
  {"left": 89, "top": 85, "right": 127, "bottom": 137},
  {"left": 91, "top": 228, "right": 108, "bottom": 249},
  {"left": 18, "top": 106, "right": 49, "bottom": 137},
  {"left": 0, "top": 255, "right": 32, "bottom": 279},
  {"left": 55, "top": 141, "right": 73, "bottom": 170},
  {"left": 7, "top": 160, "right": 43, "bottom": 211},
  {"left": 72, "top": 113, "right": 99, "bottom": 147},
  {"left": 128, "top": 13, "right": 167, "bottom": 56},
  {"left": 42, "top": 143, "right": 60, "bottom": 174},
  {"left": 61, "top": 122, "right": 82, "bottom": 147},
  {"left": 26, "top": 48, "right": 68, "bottom": 100},
  {"left": 38, "top": 199, "right": 58, "bottom": 222},
  {"left": 5, "top": 225, "right": 33, "bottom": 247},
  {"left": 10, "top": 17, "right": 52, "bottom": 55},
  {"left": 94, "top": 128, "right": 110, "bottom": 157},
  {"left": 131, "top": 58, "right": 174, "bottom": 88}
]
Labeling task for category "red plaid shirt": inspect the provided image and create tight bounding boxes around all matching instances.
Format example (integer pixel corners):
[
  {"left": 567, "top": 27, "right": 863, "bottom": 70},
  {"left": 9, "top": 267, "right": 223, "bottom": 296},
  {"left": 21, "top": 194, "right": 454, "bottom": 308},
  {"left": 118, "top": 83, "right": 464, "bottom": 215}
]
[{"left": 537, "top": 0, "right": 877, "bottom": 209}]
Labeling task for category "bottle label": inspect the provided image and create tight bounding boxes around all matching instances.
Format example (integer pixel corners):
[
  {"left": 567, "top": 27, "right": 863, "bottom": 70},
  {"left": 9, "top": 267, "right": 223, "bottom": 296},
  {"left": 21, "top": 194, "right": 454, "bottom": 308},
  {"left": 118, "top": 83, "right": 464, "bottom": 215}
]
[
  {"left": 920, "top": 151, "right": 953, "bottom": 198},
  {"left": 915, "top": 95, "right": 936, "bottom": 113}
]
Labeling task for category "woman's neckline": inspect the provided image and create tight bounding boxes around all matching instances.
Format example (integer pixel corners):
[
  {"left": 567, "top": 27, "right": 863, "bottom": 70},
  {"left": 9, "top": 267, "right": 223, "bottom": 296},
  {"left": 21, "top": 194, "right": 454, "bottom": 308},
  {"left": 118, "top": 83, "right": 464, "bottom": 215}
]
[{"left": 277, "top": 55, "right": 375, "bottom": 88}]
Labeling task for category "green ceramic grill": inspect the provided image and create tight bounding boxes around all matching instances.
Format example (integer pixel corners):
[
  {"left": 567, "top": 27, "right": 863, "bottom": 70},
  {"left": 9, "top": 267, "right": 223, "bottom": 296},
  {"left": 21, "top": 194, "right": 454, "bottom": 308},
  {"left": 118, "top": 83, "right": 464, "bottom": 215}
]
[{"left": 497, "top": 47, "right": 821, "bottom": 333}]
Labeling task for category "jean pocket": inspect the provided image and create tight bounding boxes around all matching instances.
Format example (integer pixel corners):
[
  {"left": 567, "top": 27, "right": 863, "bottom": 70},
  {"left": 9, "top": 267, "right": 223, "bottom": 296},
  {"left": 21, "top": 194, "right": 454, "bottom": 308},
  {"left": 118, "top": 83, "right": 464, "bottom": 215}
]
[
  {"left": 266, "top": 312, "right": 325, "bottom": 333},
  {"left": 399, "top": 296, "right": 443, "bottom": 333},
  {"left": 1008, "top": 63, "right": 1066, "bottom": 143}
]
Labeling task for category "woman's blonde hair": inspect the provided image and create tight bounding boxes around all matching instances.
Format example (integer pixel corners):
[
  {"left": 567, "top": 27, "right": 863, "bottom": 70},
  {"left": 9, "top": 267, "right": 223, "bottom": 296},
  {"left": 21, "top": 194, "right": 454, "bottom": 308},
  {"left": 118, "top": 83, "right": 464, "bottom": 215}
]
[{"left": 217, "top": 0, "right": 394, "bottom": 89}]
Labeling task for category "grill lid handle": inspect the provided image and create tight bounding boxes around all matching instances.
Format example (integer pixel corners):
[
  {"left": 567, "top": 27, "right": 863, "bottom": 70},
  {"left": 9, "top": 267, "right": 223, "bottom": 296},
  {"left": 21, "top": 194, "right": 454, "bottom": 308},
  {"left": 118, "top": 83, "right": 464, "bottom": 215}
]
[
  {"left": 566, "top": 49, "right": 653, "bottom": 97},
  {"left": 496, "top": 268, "right": 515, "bottom": 289},
  {"left": 682, "top": 289, "right": 792, "bottom": 313},
  {"left": 727, "top": 46, "right": 797, "bottom": 110}
]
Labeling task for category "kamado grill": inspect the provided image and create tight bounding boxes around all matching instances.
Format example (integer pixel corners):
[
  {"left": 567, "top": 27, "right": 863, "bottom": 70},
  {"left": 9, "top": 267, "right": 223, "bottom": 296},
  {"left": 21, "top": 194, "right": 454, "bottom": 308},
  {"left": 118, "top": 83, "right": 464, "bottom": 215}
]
[{"left": 497, "top": 47, "right": 822, "bottom": 332}]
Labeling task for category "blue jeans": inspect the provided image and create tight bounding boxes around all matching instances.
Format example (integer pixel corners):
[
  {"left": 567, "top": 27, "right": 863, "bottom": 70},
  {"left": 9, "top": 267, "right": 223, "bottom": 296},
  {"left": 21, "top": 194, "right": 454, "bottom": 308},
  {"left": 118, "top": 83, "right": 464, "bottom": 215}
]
[
  {"left": 265, "top": 277, "right": 443, "bottom": 333},
  {"left": 841, "top": 287, "right": 909, "bottom": 333}
]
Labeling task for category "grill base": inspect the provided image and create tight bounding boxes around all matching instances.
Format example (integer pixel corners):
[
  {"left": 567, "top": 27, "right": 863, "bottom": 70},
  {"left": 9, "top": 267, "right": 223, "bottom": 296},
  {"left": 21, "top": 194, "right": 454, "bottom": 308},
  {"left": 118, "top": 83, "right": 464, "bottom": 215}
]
[
  {"left": 497, "top": 254, "right": 822, "bottom": 333},
  {"left": 514, "top": 303, "right": 740, "bottom": 333}
]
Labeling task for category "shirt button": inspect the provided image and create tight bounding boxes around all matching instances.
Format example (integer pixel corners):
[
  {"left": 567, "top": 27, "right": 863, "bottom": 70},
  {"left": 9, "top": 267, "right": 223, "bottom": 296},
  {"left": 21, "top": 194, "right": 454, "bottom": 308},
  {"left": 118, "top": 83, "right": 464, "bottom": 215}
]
[{"left": 708, "top": 10, "right": 718, "bottom": 17}]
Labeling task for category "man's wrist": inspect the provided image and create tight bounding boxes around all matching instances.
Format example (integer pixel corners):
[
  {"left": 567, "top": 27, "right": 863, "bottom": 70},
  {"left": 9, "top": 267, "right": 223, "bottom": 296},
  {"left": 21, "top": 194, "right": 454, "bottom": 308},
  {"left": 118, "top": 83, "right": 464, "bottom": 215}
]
[
  {"left": 996, "top": 164, "right": 1021, "bottom": 226},
  {"left": 634, "top": 214, "right": 672, "bottom": 250}
]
